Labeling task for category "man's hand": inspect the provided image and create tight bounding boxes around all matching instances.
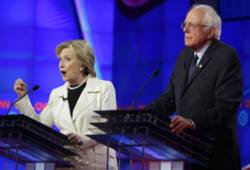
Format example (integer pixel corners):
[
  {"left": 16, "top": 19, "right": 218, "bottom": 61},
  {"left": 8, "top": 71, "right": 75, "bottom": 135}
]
[{"left": 170, "top": 115, "right": 194, "bottom": 134}]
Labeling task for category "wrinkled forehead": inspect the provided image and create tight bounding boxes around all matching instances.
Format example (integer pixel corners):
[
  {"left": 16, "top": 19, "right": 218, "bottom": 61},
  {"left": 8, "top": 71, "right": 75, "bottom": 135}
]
[{"left": 185, "top": 8, "right": 206, "bottom": 24}]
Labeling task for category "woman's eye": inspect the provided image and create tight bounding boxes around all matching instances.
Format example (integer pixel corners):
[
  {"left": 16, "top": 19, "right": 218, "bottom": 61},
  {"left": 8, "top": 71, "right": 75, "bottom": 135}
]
[{"left": 65, "top": 56, "right": 71, "bottom": 61}]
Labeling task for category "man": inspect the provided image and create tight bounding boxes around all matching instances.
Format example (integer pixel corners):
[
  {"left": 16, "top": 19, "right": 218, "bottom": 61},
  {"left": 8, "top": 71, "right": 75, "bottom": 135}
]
[{"left": 146, "top": 4, "right": 243, "bottom": 170}]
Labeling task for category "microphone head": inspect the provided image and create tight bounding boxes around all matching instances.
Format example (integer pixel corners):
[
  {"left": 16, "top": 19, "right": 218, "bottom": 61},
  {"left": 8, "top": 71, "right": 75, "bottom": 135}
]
[
  {"left": 152, "top": 69, "right": 160, "bottom": 77},
  {"left": 32, "top": 85, "right": 40, "bottom": 91}
]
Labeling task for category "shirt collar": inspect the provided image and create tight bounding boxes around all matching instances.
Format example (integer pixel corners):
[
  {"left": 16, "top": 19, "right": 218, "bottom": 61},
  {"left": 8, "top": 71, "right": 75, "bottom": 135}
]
[{"left": 194, "top": 42, "right": 211, "bottom": 65}]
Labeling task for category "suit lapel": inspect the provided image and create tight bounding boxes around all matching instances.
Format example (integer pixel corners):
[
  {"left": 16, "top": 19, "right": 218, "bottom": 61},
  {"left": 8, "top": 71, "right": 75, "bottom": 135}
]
[
  {"left": 55, "top": 84, "right": 77, "bottom": 132},
  {"left": 57, "top": 84, "right": 68, "bottom": 101},
  {"left": 178, "top": 50, "right": 193, "bottom": 98},
  {"left": 183, "top": 50, "right": 194, "bottom": 86},
  {"left": 186, "top": 51, "right": 211, "bottom": 84},
  {"left": 181, "top": 40, "right": 220, "bottom": 97},
  {"left": 72, "top": 78, "right": 97, "bottom": 121}
]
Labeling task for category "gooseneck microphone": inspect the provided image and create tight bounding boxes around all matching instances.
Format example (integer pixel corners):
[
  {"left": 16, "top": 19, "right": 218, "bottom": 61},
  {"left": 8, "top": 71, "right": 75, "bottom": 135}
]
[
  {"left": 6, "top": 85, "right": 40, "bottom": 114},
  {"left": 130, "top": 69, "right": 160, "bottom": 108}
]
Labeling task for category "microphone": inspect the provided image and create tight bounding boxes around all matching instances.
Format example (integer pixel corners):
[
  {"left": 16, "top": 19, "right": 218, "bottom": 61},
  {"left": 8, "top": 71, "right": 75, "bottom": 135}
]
[
  {"left": 130, "top": 69, "right": 160, "bottom": 108},
  {"left": 6, "top": 85, "right": 40, "bottom": 114}
]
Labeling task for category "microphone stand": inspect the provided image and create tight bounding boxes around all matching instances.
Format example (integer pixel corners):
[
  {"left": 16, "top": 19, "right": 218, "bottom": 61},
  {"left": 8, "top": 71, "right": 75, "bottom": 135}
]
[{"left": 130, "top": 69, "right": 159, "bottom": 108}]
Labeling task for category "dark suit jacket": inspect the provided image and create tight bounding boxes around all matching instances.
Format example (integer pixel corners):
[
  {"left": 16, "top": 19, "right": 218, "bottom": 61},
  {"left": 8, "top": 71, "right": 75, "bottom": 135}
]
[{"left": 147, "top": 39, "right": 243, "bottom": 170}]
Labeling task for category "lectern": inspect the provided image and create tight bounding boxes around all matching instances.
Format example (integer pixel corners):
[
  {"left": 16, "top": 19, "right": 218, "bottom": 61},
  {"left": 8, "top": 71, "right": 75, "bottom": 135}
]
[
  {"left": 0, "top": 114, "right": 76, "bottom": 170},
  {"left": 87, "top": 109, "right": 213, "bottom": 170}
]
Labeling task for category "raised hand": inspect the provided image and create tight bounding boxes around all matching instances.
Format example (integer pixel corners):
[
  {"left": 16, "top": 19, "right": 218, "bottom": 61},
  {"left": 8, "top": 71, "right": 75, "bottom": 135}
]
[{"left": 14, "top": 78, "right": 27, "bottom": 97}]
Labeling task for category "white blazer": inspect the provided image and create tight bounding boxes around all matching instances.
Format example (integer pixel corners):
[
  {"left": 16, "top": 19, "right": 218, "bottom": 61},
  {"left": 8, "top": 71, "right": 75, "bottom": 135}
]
[{"left": 16, "top": 77, "right": 118, "bottom": 170}]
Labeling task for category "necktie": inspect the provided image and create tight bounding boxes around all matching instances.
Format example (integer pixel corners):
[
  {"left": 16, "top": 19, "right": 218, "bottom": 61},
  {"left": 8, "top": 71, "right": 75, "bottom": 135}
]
[{"left": 188, "top": 54, "right": 199, "bottom": 82}]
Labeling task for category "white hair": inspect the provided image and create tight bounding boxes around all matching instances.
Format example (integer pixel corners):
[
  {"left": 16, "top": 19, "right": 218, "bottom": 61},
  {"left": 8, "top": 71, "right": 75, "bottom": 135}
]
[{"left": 191, "top": 4, "right": 222, "bottom": 39}]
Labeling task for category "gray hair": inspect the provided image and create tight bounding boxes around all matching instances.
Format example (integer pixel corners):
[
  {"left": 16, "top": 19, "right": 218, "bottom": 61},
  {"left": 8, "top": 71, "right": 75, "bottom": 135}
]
[
  {"left": 191, "top": 4, "right": 222, "bottom": 39},
  {"left": 56, "top": 40, "right": 96, "bottom": 77}
]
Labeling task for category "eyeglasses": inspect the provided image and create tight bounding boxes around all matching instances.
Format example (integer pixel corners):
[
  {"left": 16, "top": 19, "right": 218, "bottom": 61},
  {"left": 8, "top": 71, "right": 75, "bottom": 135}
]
[{"left": 181, "top": 22, "right": 210, "bottom": 30}]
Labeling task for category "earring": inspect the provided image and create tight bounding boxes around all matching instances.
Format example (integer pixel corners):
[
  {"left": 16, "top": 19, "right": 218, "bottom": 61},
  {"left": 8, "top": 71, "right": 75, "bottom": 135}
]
[{"left": 80, "top": 67, "right": 83, "bottom": 71}]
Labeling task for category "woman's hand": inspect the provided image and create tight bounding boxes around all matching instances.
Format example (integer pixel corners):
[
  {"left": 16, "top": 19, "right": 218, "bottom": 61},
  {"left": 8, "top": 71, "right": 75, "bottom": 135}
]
[
  {"left": 14, "top": 79, "right": 27, "bottom": 97},
  {"left": 67, "top": 133, "right": 83, "bottom": 145}
]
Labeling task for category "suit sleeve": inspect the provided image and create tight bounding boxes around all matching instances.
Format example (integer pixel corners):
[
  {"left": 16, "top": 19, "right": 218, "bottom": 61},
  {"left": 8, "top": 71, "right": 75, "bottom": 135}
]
[{"left": 15, "top": 92, "right": 55, "bottom": 127}]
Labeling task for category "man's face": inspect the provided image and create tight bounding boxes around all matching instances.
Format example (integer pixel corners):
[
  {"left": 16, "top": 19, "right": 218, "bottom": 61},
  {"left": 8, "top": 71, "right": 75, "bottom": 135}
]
[{"left": 182, "top": 8, "right": 212, "bottom": 51}]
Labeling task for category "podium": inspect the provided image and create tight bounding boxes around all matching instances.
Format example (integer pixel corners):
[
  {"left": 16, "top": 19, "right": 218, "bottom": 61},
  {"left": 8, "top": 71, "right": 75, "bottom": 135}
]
[
  {"left": 87, "top": 109, "right": 213, "bottom": 170},
  {"left": 0, "top": 114, "right": 76, "bottom": 170}
]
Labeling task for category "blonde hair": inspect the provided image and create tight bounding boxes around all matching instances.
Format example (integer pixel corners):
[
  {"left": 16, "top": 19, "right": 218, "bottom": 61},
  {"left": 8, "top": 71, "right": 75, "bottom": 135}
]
[
  {"left": 191, "top": 4, "right": 222, "bottom": 39},
  {"left": 56, "top": 40, "right": 96, "bottom": 77}
]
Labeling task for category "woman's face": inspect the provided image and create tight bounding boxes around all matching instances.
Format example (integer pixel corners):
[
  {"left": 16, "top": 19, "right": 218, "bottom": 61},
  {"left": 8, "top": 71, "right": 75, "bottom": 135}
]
[{"left": 58, "top": 47, "right": 84, "bottom": 85}]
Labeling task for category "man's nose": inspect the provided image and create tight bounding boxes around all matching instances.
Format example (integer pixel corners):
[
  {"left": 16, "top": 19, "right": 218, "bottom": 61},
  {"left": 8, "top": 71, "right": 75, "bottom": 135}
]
[{"left": 183, "top": 26, "right": 190, "bottom": 33}]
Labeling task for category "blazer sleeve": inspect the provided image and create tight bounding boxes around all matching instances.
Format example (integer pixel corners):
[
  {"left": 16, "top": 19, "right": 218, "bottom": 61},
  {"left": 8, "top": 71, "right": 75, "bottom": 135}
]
[{"left": 15, "top": 92, "right": 55, "bottom": 127}]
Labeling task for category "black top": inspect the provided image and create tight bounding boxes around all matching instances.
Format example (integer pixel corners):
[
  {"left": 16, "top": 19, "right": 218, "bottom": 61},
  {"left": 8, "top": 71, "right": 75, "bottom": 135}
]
[{"left": 67, "top": 82, "right": 86, "bottom": 116}]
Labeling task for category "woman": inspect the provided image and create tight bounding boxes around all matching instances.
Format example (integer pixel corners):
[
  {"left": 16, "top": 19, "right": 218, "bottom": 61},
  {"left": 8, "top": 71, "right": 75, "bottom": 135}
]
[{"left": 14, "top": 40, "right": 118, "bottom": 170}]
